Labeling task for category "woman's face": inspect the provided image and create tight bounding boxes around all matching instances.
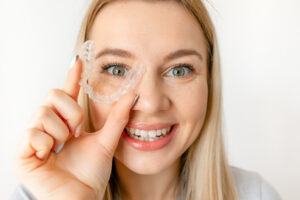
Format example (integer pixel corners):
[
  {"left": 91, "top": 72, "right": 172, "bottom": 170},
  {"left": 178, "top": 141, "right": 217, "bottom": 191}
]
[{"left": 88, "top": 0, "right": 208, "bottom": 174}]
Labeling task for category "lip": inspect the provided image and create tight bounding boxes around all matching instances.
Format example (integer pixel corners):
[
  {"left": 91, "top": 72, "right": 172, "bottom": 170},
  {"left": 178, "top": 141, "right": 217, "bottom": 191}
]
[
  {"left": 126, "top": 122, "right": 174, "bottom": 130},
  {"left": 122, "top": 124, "right": 178, "bottom": 151}
]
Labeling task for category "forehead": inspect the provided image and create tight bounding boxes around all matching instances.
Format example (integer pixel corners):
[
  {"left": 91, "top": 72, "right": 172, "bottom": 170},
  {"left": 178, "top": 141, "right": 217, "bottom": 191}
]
[{"left": 88, "top": 0, "right": 207, "bottom": 61}]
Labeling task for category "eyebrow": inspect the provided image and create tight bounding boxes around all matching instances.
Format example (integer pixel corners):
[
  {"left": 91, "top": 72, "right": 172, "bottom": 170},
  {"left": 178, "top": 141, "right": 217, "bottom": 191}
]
[{"left": 95, "top": 47, "right": 203, "bottom": 62}]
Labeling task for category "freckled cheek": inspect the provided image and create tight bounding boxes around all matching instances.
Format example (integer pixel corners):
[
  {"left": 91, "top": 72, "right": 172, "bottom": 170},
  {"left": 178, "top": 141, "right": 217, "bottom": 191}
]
[{"left": 89, "top": 100, "right": 113, "bottom": 131}]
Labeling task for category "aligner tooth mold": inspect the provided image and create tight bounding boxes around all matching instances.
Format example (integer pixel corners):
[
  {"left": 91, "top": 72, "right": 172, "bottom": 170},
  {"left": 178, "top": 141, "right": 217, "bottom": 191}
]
[{"left": 78, "top": 40, "right": 145, "bottom": 104}]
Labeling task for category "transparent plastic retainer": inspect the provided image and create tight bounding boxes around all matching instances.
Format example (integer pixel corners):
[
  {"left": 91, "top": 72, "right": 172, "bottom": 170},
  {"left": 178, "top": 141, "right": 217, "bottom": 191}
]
[{"left": 79, "top": 40, "right": 145, "bottom": 104}]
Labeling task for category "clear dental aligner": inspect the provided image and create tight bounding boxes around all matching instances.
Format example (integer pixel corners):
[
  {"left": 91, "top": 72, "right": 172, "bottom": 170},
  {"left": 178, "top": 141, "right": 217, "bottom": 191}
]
[{"left": 79, "top": 40, "right": 145, "bottom": 104}]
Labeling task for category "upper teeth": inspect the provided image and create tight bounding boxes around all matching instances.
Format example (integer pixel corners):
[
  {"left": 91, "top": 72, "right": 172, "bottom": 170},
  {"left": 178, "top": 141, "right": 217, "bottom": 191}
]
[{"left": 125, "top": 126, "right": 172, "bottom": 138}]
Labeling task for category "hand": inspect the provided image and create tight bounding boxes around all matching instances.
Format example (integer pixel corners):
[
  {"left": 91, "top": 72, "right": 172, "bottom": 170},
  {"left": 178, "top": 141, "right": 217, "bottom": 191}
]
[{"left": 12, "top": 56, "right": 137, "bottom": 200}]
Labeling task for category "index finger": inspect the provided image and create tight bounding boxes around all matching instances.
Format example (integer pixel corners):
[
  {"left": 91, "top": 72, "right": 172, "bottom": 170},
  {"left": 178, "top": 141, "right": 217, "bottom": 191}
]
[{"left": 63, "top": 55, "right": 82, "bottom": 101}]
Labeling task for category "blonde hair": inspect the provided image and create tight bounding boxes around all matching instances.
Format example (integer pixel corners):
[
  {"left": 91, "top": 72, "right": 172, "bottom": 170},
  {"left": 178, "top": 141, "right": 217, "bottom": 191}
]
[{"left": 74, "top": 0, "right": 238, "bottom": 199}]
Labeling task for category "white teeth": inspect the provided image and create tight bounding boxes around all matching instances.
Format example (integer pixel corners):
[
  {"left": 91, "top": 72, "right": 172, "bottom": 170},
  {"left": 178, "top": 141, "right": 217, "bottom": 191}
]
[
  {"left": 125, "top": 125, "right": 173, "bottom": 140},
  {"left": 135, "top": 129, "right": 141, "bottom": 136},
  {"left": 157, "top": 129, "right": 162, "bottom": 136},
  {"left": 149, "top": 130, "right": 156, "bottom": 138},
  {"left": 140, "top": 130, "right": 147, "bottom": 138}
]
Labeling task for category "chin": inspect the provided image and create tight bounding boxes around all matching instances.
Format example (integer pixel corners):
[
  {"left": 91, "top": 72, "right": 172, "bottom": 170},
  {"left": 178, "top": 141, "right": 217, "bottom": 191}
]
[
  {"left": 127, "top": 163, "right": 165, "bottom": 175},
  {"left": 114, "top": 147, "right": 175, "bottom": 175},
  {"left": 114, "top": 154, "right": 166, "bottom": 175}
]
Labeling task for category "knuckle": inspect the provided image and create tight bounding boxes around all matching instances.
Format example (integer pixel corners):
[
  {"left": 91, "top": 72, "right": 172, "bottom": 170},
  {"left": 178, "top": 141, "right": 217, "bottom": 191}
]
[
  {"left": 25, "top": 128, "right": 37, "bottom": 140},
  {"left": 46, "top": 88, "right": 63, "bottom": 101},
  {"left": 44, "top": 135, "right": 54, "bottom": 150},
  {"left": 59, "top": 127, "right": 69, "bottom": 141},
  {"left": 72, "top": 105, "right": 84, "bottom": 124},
  {"left": 36, "top": 105, "right": 52, "bottom": 119},
  {"left": 41, "top": 135, "right": 53, "bottom": 151},
  {"left": 26, "top": 128, "right": 53, "bottom": 150}
]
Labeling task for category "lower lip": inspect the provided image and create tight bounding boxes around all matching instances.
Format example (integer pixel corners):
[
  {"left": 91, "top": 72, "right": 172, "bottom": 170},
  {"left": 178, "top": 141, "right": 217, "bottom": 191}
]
[{"left": 121, "top": 124, "right": 178, "bottom": 151}]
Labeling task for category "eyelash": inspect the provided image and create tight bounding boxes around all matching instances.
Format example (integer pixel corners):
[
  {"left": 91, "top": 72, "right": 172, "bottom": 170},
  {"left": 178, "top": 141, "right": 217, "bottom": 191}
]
[
  {"left": 167, "top": 63, "right": 195, "bottom": 77},
  {"left": 101, "top": 62, "right": 129, "bottom": 72},
  {"left": 101, "top": 62, "right": 195, "bottom": 77}
]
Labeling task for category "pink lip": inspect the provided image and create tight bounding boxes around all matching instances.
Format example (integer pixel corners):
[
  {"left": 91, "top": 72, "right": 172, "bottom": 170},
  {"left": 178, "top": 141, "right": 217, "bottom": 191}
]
[
  {"left": 126, "top": 122, "right": 174, "bottom": 130},
  {"left": 122, "top": 124, "right": 178, "bottom": 151}
]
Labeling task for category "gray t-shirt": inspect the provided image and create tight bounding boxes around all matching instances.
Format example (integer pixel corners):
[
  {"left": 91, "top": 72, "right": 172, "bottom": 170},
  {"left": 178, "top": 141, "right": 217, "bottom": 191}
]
[{"left": 10, "top": 166, "right": 282, "bottom": 200}]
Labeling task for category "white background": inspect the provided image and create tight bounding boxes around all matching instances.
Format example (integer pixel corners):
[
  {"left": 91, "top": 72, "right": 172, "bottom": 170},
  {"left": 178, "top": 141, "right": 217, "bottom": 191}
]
[{"left": 0, "top": 0, "right": 299, "bottom": 199}]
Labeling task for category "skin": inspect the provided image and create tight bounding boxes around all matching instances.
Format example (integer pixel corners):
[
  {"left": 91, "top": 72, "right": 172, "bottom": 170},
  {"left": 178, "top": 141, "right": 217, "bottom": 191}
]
[
  {"left": 88, "top": 1, "right": 209, "bottom": 200},
  {"left": 12, "top": 1, "right": 208, "bottom": 200},
  {"left": 13, "top": 56, "right": 139, "bottom": 199}
]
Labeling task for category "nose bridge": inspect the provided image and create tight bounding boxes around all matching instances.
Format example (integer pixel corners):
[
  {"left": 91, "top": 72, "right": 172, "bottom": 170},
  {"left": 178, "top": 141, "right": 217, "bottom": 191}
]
[{"left": 133, "top": 65, "right": 170, "bottom": 113}]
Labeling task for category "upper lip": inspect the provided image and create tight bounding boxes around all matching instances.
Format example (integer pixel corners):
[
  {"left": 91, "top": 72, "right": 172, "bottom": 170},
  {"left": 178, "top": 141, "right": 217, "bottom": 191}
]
[{"left": 126, "top": 122, "right": 176, "bottom": 130}]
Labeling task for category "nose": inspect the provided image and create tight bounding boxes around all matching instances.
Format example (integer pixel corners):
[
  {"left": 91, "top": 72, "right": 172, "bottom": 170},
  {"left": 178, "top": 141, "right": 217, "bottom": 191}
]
[{"left": 132, "top": 71, "right": 171, "bottom": 114}]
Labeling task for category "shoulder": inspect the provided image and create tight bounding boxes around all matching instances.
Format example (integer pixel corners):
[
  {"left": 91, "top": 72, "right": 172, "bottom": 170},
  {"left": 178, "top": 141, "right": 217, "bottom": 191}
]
[{"left": 230, "top": 166, "right": 282, "bottom": 200}]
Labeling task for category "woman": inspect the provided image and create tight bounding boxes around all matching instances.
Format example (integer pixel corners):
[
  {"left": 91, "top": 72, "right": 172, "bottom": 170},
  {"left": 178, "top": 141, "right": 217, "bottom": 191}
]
[{"left": 11, "top": 0, "right": 282, "bottom": 199}]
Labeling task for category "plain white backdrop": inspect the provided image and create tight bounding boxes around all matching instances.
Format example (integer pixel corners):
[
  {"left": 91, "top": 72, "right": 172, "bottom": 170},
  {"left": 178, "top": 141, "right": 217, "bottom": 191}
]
[{"left": 1, "top": 0, "right": 299, "bottom": 199}]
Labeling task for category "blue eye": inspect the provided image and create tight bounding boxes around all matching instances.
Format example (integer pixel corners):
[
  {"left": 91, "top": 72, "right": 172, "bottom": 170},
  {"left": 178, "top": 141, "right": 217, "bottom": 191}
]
[
  {"left": 166, "top": 64, "right": 194, "bottom": 77},
  {"left": 102, "top": 63, "right": 128, "bottom": 76}
]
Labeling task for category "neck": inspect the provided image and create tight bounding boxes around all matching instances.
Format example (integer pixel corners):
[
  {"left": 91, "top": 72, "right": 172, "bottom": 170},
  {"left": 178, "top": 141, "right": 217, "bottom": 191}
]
[{"left": 114, "top": 158, "right": 181, "bottom": 200}]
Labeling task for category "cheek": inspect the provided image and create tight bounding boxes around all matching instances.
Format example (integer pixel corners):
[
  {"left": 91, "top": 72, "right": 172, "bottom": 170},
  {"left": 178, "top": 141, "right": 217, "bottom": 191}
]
[
  {"left": 89, "top": 99, "right": 113, "bottom": 131},
  {"left": 171, "top": 80, "right": 208, "bottom": 145},
  {"left": 188, "top": 85, "right": 208, "bottom": 121},
  {"left": 173, "top": 81, "right": 208, "bottom": 123}
]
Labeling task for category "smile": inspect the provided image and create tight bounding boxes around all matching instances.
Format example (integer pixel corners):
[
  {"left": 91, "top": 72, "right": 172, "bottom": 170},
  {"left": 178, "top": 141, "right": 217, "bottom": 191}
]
[{"left": 124, "top": 125, "right": 174, "bottom": 142}]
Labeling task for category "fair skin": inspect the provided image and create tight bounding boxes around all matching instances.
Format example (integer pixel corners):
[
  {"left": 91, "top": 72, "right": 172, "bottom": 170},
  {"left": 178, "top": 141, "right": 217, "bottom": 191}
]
[
  {"left": 89, "top": 1, "right": 208, "bottom": 200},
  {"left": 12, "top": 1, "right": 208, "bottom": 200}
]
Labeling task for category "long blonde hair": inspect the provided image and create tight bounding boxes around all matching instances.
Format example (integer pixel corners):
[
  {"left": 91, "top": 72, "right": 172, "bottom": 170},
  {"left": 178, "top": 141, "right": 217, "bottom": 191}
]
[{"left": 75, "top": 0, "right": 238, "bottom": 199}]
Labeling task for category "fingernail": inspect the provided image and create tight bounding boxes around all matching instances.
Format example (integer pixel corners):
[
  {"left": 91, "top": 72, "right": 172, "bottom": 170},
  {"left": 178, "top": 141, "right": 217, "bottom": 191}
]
[
  {"left": 69, "top": 55, "right": 79, "bottom": 69},
  {"left": 74, "top": 123, "right": 82, "bottom": 138},
  {"left": 55, "top": 143, "right": 64, "bottom": 154},
  {"left": 130, "top": 93, "right": 139, "bottom": 109}
]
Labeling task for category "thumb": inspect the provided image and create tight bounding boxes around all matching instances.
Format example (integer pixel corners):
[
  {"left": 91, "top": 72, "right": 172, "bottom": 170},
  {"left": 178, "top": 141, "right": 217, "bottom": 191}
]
[{"left": 94, "top": 92, "right": 139, "bottom": 155}]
